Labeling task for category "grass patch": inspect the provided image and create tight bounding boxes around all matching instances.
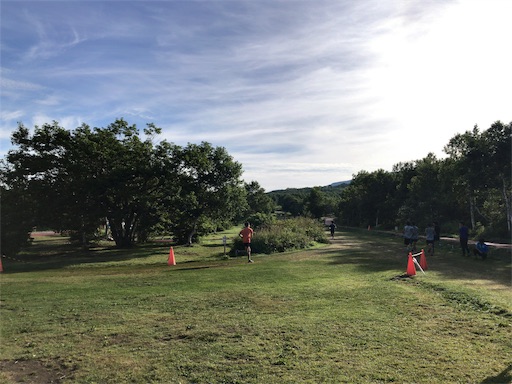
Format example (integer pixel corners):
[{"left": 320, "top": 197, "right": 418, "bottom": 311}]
[{"left": 0, "top": 227, "right": 511, "bottom": 383}]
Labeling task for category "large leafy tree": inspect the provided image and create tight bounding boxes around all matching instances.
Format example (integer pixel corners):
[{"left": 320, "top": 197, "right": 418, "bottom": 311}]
[
  {"left": 77, "top": 120, "right": 176, "bottom": 247},
  {"left": 444, "top": 121, "right": 511, "bottom": 234},
  {"left": 394, "top": 154, "right": 454, "bottom": 228},
  {"left": 244, "top": 181, "right": 275, "bottom": 216},
  {"left": 482, "top": 121, "right": 511, "bottom": 233},
  {"left": 305, "top": 187, "right": 326, "bottom": 219},
  {"left": 2, "top": 120, "right": 246, "bottom": 250},
  {"left": 4, "top": 119, "right": 174, "bottom": 247},
  {"left": 0, "top": 184, "right": 35, "bottom": 257},
  {"left": 167, "top": 142, "right": 245, "bottom": 245}
]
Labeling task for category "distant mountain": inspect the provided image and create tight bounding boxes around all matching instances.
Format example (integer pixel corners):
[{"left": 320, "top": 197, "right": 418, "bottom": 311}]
[
  {"left": 268, "top": 180, "right": 351, "bottom": 195},
  {"left": 329, "top": 180, "right": 351, "bottom": 187}
]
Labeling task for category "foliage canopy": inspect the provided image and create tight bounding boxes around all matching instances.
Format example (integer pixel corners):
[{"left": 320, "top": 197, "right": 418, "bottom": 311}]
[{"left": 1, "top": 119, "right": 248, "bottom": 253}]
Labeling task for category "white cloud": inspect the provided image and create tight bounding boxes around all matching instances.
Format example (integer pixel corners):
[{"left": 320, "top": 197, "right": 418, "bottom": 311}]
[
  {"left": 0, "top": 77, "right": 42, "bottom": 91},
  {"left": 0, "top": 110, "right": 24, "bottom": 121},
  {"left": 1, "top": 0, "right": 511, "bottom": 191}
]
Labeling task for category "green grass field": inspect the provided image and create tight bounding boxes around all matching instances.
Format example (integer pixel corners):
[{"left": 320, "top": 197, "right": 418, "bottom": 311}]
[{"left": 1, "top": 228, "right": 511, "bottom": 383}]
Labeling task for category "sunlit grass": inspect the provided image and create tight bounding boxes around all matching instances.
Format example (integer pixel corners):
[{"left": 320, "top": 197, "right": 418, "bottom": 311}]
[{"left": 1, "top": 227, "right": 510, "bottom": 383}]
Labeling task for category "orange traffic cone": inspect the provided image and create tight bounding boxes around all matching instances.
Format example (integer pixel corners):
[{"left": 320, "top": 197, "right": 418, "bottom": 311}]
[
  {"left": 168, "top": 247, "right": 176, "bottom": 266},
  {"left": 0, "top": 256, "right": 3, "bottom": 273},
  {"left": 419, "top": 249, "right": 428, "bottom": 270},
  {"left": 406, "top": 252, "right": 416, "bottom": 276}
]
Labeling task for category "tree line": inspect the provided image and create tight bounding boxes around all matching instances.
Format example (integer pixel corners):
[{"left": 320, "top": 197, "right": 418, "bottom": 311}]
[
  {"left": 0, "top": 119, "right": 274, "bottom": 256},
  {"left": 270, "top": 121, "right": 511, "bottom": 241},
  {"left": 1, "top": 119, "right": 509, "bottom": 257}
]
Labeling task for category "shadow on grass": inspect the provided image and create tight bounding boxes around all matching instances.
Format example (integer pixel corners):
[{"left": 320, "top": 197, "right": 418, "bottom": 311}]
[
  {"left": 480, "top": 364, "right": 512, "bottom": 383},
  {"left": 2, "top": 237, "right": 174, "bottom": 273},
  {"left": 325, "top": 228, "right": 512, "bottom": 288}
]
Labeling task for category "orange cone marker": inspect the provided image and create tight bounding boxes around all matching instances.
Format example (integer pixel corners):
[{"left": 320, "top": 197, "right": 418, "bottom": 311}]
[
  {"left": 419, "top": 249, "right": 428, "bottom": 271},
  {"left": 0, "top": 256, "right": 3, "bottom": 273},
  {"left": 168, "top": 247, "right": 176, "bottom": 266},
  {"left": 406, "top": 252, "right": 416, "bottom": 276}
]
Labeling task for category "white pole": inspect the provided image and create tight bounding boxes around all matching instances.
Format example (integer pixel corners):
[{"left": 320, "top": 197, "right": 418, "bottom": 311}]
[{"left": 412, "top": 257, "right": 426, "bottom": 274}]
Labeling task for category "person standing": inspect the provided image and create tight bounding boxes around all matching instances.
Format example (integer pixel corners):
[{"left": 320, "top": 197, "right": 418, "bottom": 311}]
[
  {"left": 434, "top": 221, "right": 441, "bottom": 248},
  {"left": 239, "top": 222, "right": 254, "bottom": 263},
  {"left": 411, "top": 222, "right": 419, "bottom": 252},
  {"left": 458, "top": 221, "right": 470, "bottom": 257},
  {"left": 425, "top": 223, "right": 436, "bottom": 255},
  {"left": 403, "top": 221, "right": 414, "bottom": 253}
]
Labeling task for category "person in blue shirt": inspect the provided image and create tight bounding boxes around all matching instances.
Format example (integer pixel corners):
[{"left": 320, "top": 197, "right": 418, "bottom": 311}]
[
  {"left": 473, "top": 238, "right": 489, "bottom": 260},
  {"left": 459, "top": 222, "right": 470, "bottom": 257}
]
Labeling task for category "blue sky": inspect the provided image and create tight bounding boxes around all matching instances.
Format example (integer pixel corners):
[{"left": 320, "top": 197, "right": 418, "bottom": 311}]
[{"left": 1, "top": 0, "right": 511, "bottom": 191}]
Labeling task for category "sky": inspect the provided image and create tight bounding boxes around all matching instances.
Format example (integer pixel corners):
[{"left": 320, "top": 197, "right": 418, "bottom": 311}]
[{"left": 1, "top": 0, "right": 511, "bottom": 191}]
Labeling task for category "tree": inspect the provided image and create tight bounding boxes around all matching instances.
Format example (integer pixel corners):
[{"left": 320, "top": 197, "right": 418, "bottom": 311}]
[
  {"left": 5, "top": 119, "right": 176, "bottom": 248},
  {"left": 481, "top": 121, "right": 511, "bottom": 233},
  {"left": 3, "top": 120, "right": 246, "bottom": 250},
  {"left": 444, "top": 121, "right": 511, "bottom": 235},
  {"left": 305, "top": 187, "right": 328, "bottom": 219},
  {"left": 0, "top": 184, "right": 35, "bottom": 257},
  {"left": 396, "top": 154, "right": 453, "bottom": 228},
  {"left": 167, "top": 142, "right": 245, "bottom": 245},
  {"left": 276, "top": 194, "right": 305, "bottom": 216},
  {"left": 244, "top": 181, "right": 275, "bottom": 216},
  {"left": 5, "top": 121, "right": 77, "bottom": 233},
  {"left": 78, "top": 120, "right": 175, "bottom": 247},
  {"left": 338, "top": 170, "right": 397, "bottom": 227}
]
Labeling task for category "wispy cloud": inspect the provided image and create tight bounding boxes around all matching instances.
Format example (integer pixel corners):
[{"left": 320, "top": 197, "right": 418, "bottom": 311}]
[
  {"left": 1, "top": 0, "right": 511, "bottom": 190},
  {"left": 0, "top": 76, "right": 43, "bottom": 92}
]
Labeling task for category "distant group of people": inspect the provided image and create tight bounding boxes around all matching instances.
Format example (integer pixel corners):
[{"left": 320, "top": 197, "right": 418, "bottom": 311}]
[
  {"left": 240, "top": 219, "right": 489, "bottom": 265},
  {"left": 403, "top": 221, "right": 437, "bottom": 254},
  {"left": 403, "top": 221, "right": 488, "bottom": 259}
]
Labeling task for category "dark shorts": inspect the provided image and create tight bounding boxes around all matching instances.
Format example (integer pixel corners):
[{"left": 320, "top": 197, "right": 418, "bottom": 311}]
[
  {"left": 243, "top": 243, "right": 251, "bottom": 248},
  {"left": 426, "top": 240, "right": 434, "bottom": 245},
  {"left": 404, "top": 238, "right": 412, "bottom": 245}
]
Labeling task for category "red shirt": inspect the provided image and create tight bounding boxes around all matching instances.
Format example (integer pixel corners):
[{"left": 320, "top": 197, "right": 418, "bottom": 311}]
[{"left": 239, "top": 227, "right": 253, "bottom": 243}]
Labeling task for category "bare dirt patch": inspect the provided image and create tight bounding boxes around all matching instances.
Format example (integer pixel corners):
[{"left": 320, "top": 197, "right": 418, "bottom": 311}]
[{"left": 0, "top": 359, "right": 75, "bottom": 384}]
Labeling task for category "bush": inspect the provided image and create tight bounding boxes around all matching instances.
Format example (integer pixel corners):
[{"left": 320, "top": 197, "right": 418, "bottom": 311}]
[
  {"left": 245, "top": 212, "right": 275, "bottom": 229},
  {"left": 231, "top": 217, "right": 328, "bottom": 255}
]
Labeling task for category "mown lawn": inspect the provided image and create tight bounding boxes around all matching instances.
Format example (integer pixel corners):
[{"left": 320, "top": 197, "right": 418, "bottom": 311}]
[{"left": 0, "top": 227, "right": 510, "bottom": 383}]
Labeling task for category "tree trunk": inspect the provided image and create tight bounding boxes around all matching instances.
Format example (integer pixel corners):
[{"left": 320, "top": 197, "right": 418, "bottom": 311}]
[
  {"left": 502, "top": 177, "right": 512, "bottom": 232},
  {"left": 80, "top": 216, "right": 88, "bottom": 249},
  {"left": 187, "top": 219, "right": 198, "bottom": 246},
  {"left": 467, "top": 188, "right": 476, "bottom": 229},
  {"left": 108, "top": 216, "right": 135, "bottom": 248}
]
